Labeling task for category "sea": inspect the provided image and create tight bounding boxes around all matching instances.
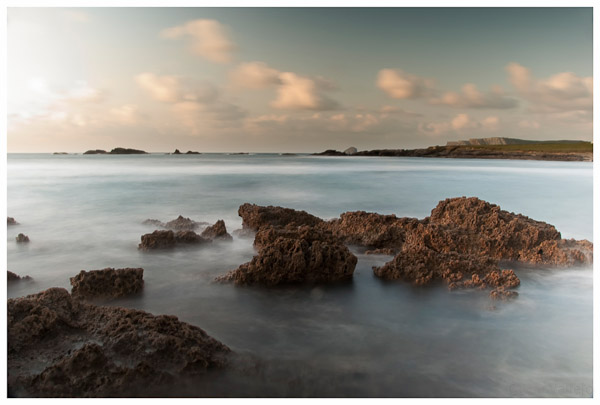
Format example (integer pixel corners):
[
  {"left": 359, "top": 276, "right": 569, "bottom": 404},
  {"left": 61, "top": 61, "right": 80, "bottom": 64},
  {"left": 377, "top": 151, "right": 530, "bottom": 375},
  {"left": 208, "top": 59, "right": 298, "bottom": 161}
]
[{"left": 6, "top": 153, "right": 593, "bottom": 397}]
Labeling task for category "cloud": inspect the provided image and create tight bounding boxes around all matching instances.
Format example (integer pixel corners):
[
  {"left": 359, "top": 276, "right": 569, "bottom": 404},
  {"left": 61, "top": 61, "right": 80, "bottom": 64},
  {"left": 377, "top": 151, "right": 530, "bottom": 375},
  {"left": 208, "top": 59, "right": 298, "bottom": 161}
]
[
  {"left": 135, "top": 73, "right": 218, "bottom": 103},
  {"left": 110, "top": 104, "right": 143, "bottom": 126},
  {"left": 161, "top": 19, "right": 237, "bottom": 64},
  {"left": 430, "top": 83, "right": 517, "bottom": 109},
  {"left": 230, "top": 61, "right": 340, "bottom": 111},
  {"left": 376, "top": 68, "right": 435, "bottom": 99},
  {"left": 506, "top": 62, "right": 592, "bottom": 114},
  {"left": 418, "top": 113, "right": 500, "bottom": 136},
  {"left": 229, "top": 61, "right": 282, "bottom": 89}
]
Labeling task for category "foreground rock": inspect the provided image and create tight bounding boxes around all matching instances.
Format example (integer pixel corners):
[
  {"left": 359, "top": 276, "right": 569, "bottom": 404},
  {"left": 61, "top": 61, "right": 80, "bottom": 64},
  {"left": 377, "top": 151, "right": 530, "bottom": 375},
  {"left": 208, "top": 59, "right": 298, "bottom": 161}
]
[
  {"left": 70, "top": 268, "right": 144, "bottom": 299},
  {"left": 8, "top": 271, "right": 32, "bottom": 282},
  {"left": 238, "top": 203, "right": 323, "bottom": 231},
  {"left": 8, "top": 217, "right": 18, "bottom": 225},
  {"left": 138, "top": 230, "right": 210, "bottom": 250},
  {"left": 8, "top": 288, "right": 230, "bottom": 397},
  {"left": 201, "top": 220, "right": 233, "bottom": 241},
  {"left": 217, "top": 225, "right": 357, "bottom": 286},
  {"left": 16, "top": 234, "right": 30, "bottom": 243}
]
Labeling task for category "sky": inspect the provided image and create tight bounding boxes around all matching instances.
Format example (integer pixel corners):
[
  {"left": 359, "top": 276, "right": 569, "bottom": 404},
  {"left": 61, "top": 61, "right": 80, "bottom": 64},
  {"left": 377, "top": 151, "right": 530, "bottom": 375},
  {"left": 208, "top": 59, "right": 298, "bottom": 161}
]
[{"left": 6, "top": 7, "right": 593, "bottom": 153}]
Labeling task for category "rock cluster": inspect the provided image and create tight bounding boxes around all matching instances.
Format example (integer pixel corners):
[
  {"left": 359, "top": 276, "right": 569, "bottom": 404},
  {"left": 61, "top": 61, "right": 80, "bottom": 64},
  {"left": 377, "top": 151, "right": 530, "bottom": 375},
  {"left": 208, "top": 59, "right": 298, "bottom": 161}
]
[
  {"left": 70, "top": 268, "right": 144, "bottom": 299},
  {"left": 142, "top": 215, "right": 207, "bottom": 231},
  {"left": 8, "top": 288, "right": 230, "bottom": 397},
  {"left": 8, "top": 217, "right": 18, "bottom": 225},
  {"left": 16, "top": 234, "right": 30, "bottom": 243},
  {"left": 201, "top": 220, "right": 233, "bottom": 241},
  {"left": 8, "top": 271, "right": 32, "bottom": 282},
  {"left": 138, "top": 230, "right": 210, "bottom": 251}
]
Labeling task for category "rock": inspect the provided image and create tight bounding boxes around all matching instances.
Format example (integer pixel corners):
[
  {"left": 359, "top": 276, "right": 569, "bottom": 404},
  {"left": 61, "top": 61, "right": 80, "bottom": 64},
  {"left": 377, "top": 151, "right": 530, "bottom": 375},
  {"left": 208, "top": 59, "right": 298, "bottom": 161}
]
[
  {"left": 8, "top": 271, "right": 32, "bottom": 282},
  {"left": 173, "top": 149, "right": 182, "bottom": 154},
  {"left": 201, "top": 220, "right": 233, "bottom": 241},
  {"left": 8, "top": 288, "right": 230, "bottom": 397},
  {"left": 109, "top": 147, "right": 147, "bottom": 154},
  {"left": 83, "top": 149, "right": 107, "bottom": 155},
  {"left": 53, "top": 152, "right": 68, "bottom": 155},
  {"left": 185, "top": 150, "right": 201, "bottom": 154},
  {"left": 8, "top": 217, "right": 18, "bottom": 225},
  {"left": 238, "top": 203, "right": 323, "bottom": 231},
  {"left": 164, "top": 215, "right": 202, "bottom": 231},
  {"left": 312, "top": 149, "right": 346, "bottom": 156},
  {"left": 343, "top": 146, "right": 357, "bottom": 155},
  {"left": 372, "top": 243, "right": 501, "bottom": 287},
  {"left": 142, "top": 218, "right": 165, "bottom": 227},
  {"left": 70, "top": 268, "right": 144, "bottom": 299},
  {"left": 16, "top": 234, "right": 30, "bottom": 243},
  {"left": 216, "top": 225, "right": 357, "bottom": 286},
  {"left": 138, "top": 230, "right": 209, "bottom": 250},
  {"left": 364, "top": 248, "right": 397, "bottom": 255},
  {"left": 489, "top": 287, "right": 519, "bottom": 300}
]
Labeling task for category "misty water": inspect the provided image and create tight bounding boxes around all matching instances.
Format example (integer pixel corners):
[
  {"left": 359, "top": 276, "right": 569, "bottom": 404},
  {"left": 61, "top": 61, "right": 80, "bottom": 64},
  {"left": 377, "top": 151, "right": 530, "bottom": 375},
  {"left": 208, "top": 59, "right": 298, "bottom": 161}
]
[{"left": 7, "top": 153, "right": 593, "bottom": 397}]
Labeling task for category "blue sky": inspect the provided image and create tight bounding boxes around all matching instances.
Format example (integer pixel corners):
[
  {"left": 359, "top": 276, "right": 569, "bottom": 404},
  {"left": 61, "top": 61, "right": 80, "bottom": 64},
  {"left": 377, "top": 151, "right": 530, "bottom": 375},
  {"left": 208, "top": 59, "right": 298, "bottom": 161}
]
[{"left": 7, "top": 7, "right": 593, "bottom": 152}]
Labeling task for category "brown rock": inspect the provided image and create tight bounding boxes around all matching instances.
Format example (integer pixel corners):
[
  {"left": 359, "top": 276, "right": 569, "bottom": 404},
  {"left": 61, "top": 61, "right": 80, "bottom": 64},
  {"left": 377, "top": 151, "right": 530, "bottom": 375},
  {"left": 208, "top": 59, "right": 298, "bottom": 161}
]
[
  {"left": 70, "top": 268, "right": 144, "bottom": 299},
  {"left": 142, "top": 218, "right": 164, "bottom": 227},
  {"left": 489, "top": 287, "right": 519, "bottom": 300},
  {"left": 201, "top": 220, "right": 233, "bottom": 241},
  {"left": 174, "top": 230, "right": 211, "bottom": 245},
  {"left": 8, "top": 271, "right": 32, "bottom": 282},
  {"left": 216, "top": 226, "right": 357, "bottom": 286},
  {"left": 16, "top": 233, "right": 30, "bottom": 243},
  {"left": 139, "top": 230, "right": 176, "bottom": 250},
  {"left": 364, "top": 248, "right": 398, "bottom": 255},
  {"left": 164, "top": 215, "right": 202, "bottom": 231},
  {"left": 238, "top": 203, "right": 323, "bottom": 231},
  {"left": 8, "top": 217, "right": 18, "bottom": 226},
  {"left": 8, "top": 288, "right": 230, "bottom": 397}
]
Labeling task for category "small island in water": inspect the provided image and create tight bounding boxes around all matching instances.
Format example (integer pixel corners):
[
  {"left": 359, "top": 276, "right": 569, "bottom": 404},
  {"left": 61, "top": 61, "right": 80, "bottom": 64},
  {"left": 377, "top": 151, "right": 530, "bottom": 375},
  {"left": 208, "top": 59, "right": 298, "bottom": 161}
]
[{"left": 315, "top": 137, "right": 593, "bottom": 162}]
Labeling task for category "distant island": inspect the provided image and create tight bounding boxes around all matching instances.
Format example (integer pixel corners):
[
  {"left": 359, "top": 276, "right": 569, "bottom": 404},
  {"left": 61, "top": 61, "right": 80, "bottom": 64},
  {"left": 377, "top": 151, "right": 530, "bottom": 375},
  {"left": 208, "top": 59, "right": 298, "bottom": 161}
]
[
  {"left": 314, "top": 138, "right": 592, "bottom": 162},
  {"left": 83, "top": 148, "right": 148, "bottom": 155},
  {"left": 172, "top": 149, "right": 201, "bottom": 155}
]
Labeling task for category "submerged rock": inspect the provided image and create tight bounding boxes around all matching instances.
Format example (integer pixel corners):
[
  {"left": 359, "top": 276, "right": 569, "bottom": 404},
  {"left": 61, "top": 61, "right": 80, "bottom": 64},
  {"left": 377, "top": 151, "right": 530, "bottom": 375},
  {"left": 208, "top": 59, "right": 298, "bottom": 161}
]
[
  {"left": 238, "top": 203, "right": 323, "bottom": 231},
  {"left": 142, "top": 218, "right": 165, "bottom": 227},
  {"left": 16, "top": 234, "right": 30, "bottom": 243},
  {"left": 70, "top": 268, "right": 144, "bottom": 299},
  {"left": 201, "top": 220, "right": 233, "bottom": 241},
  {"left": 8, "top": 271, "right": 32, "bottom": 282},
  {"left": 217, "top": 225, "right": 357, "bottom": 286},
  {"left": 8, "top": 217, "right": 18, "bottom": 225},
  {"left": 164, "top": 215, "right": 203, "bottom": 231},
  {"left": 8, "top": 288, "right": 230, "bottom": 397}
]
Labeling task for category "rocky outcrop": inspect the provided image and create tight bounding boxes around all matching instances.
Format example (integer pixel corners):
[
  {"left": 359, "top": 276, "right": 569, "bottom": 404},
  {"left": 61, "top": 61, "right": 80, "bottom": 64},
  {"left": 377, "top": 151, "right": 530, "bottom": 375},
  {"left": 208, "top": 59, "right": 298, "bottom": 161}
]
[
  {"left": 16, "top": 234, "right": 30, "bottom": 243},
  {"left": 217, "top": 225, "right": 357, "bottom": 286},
  {"left": 8, "top": 217, "right": 18, "bottom": 225},
  {"left": 201, "top": 220, "right": 233, "bottom": 241},
  {"left": 238, "top": 203, "right": 323, "bottom": 231},
  {"left": 8, "top": 271, "right": 32, "bottom": 282},
  {"left": 83, "top": 148, "right": 147, "bottom": 155},
  {"left": 138, "top": 230, "right": 210, "bottom": 250},
  {"left": 8, "top": 288, "right": 230, "bottom": 397},
  {"left": 83, "top": 149, "right": 107, "bottom": 155},
  {"left": 142, "top": 215, "right": 206, "bottom": 231},
  {"left": 173, "top": 149, "right": 182, "bottom": 154},
  {"left": 70, "top": 268, "right": 144, "bottom": 299}
]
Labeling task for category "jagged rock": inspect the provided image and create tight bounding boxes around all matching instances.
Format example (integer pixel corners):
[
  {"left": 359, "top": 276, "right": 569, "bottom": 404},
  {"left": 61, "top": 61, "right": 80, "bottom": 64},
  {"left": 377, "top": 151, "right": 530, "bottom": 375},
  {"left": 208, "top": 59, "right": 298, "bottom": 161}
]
[
  {"left": 164, "top": 215, "right": 202, "bottom": 231},
  {"left": 8, "top": 217, "right": 18, "bottom": 225},
  {"left": 238, "top": 203, "right": 323, "bottom": 231},
  {"left": 8, "top": 288, "right": 230, "bottom": 397},
  {"left": 70, "top": 268, "right": 144, "bottom": 299},
  {"left": 139, "top": 230, "right": 176, "bottom": 250},
  {"left": 201, "top": 220, "right": 233, "bottom": 241},
  {"left": 8, "top": 271, "right": 32, "bottom": 282},
  {"left": 16, "top": 234, "right": 30, "bottom": 243},
  {"left": 138, "top": 230, "right": 210, "bottom": 250},
  {"left": 216, "top": 226, "right": 357, "bottom": 286},
  {"left": 372, "top": 243, "right": 501, "bottom": 287}
]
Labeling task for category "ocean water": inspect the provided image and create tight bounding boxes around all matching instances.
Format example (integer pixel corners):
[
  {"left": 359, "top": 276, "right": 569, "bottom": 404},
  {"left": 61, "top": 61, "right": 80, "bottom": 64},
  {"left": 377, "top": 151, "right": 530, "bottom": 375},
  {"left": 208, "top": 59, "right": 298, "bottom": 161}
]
[{"left": 6, "top": 153, "right": 593, "bottom": 397}]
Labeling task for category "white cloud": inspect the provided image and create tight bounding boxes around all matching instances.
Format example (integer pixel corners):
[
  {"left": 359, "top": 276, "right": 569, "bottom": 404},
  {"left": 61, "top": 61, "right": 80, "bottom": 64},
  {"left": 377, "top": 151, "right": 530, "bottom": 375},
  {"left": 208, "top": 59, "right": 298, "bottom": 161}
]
[
  {"left": 430, "top": 83, "right": 517, "bottom": 109},
  {"left": 271, "top": 72, "right": 339, "bottom": 111},
  {"left": 110, "top": 104, "right": 142, "bottom": 126},
  {"left": 376, "top": 68, "right": 435, "bottom": 99},
  {"left": 229, "top": 61, "right": 282, "bottom": 89},
  {"left": 161, "top": 19, "right": 237, "bottom": 64},
  {"left": 418, "top": 113, "right": 500, "bottom": 136},
  {"left": 506, "top": 62, "right": 592, "bottom": 114},
  {"left": 135, "top": 73, "right": 218, "bottom": 104}
]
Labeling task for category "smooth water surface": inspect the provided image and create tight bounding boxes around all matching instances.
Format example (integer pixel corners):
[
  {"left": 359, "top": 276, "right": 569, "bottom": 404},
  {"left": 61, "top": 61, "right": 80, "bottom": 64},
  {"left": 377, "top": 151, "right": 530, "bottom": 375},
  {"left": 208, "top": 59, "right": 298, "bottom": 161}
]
[{"left": 7, "top": 153, "right": 593, "bottom": 397}]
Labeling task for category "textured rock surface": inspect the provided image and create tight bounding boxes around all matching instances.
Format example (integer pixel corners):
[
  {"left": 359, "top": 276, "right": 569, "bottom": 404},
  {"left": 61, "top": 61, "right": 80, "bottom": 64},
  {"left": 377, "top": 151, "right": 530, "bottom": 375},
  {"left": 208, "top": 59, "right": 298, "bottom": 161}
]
[
  {"left": 238, "top": 203, "right": 323, "bottom": 231},
  {"left": 138, "top": 230, "right": 210, "bottom": 250},
  {"left": 8, "top": 271, "right": 32, "bottom": 282},
  {"left": 16, "top": 233, "right": 30, "bottom": 243},
  {"left": 164, "top": 215, "right": 203, "bottom": 231},
  {"left": 201, "top": 220, "right": 233, "bottom": 241},
  {"left": 8, "top": 217, "right": 18, "bottom": 225},
  {"left": 70, "top": 268, "right": 144, "bottom": 299},
  {"left": 217, "top": 225, "right": 357, "bottom": 286},
  {"left": 8, "top": 288, "right": 230, "bottom": 397}
]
